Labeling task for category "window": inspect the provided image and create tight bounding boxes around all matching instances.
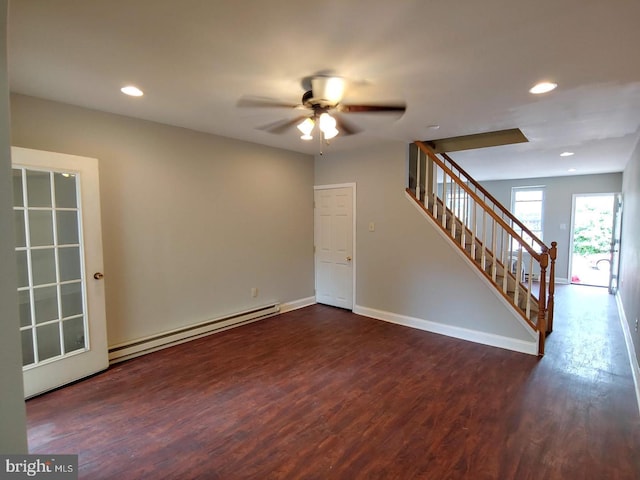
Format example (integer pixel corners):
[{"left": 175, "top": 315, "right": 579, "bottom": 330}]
[{"left": 511, "top": 186, "right": 545, "bottom": 245}]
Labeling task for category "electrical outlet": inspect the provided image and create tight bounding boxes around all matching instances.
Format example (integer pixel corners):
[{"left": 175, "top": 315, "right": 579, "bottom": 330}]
[
  {"left": 635, "top": 318, "right": 638, "bottom": 332},
  {"left": 251, "top": 287, "right": 258, "bottom": 298}
]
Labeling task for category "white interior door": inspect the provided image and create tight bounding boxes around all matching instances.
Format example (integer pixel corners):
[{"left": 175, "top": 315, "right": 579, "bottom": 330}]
[
  {"left": 12, "top": 147, "right": 108, "bottom": 398},
  {"left": 314, "top": 185, "right": 354, "bottom": 309}
]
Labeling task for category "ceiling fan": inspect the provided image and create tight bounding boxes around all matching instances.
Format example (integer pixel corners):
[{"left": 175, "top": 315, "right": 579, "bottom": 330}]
[{"left": 237, "top": 75, "right": 406, "bottom": 142}]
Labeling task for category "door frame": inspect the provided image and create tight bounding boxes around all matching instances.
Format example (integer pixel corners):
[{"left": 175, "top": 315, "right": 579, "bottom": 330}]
[
  {"left": 568, "top": 192, "right": 619, "bottom": 288},
  {"left": 609, "top": 193, "right": 623, "bottom": 294},
  {"left": 313, "top": 183, "right": 356, "bottom": 309}
]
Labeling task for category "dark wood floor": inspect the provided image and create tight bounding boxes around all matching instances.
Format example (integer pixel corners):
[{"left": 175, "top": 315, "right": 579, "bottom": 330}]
[{"left": 27, "top": 285, "right": 640, "bottom": 479}]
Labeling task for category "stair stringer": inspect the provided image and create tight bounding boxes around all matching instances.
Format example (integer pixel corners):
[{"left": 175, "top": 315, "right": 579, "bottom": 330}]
[{"left": 405, "top": 190, "right": 540, "bottom": 353}]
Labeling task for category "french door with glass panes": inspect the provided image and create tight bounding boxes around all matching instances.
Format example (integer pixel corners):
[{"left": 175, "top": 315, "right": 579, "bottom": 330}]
[{"left": 12, "top": 147, "right": 108, "bottom": 398}]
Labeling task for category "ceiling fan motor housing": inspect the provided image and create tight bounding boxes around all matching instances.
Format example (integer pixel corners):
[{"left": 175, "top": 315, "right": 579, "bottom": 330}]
[{"left": 302, "top": 90, "right": 334, "bottom": 111}]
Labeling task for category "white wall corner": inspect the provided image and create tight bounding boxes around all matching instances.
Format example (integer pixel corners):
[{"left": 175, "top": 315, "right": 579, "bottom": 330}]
[
  {"left": 616, "top": 292, "right": 640, "bottom": 417},
  {"left": 280, "top": 296, "right": 316, "bottom": 313},
  {"left": 353, "top": 304, "right": 539, "bottom": 356}
]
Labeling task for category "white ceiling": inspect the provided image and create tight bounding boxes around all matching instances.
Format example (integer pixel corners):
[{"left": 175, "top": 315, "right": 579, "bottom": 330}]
[{"left": 7, "top": 0, "right": 640, "bottom": 180}]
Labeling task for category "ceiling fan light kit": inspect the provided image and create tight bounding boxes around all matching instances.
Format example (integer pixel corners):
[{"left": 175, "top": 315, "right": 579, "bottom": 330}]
[
  {"left": 238, "top": 75, "right": 406, "bottom": 144},
  {"left": 295, "top": 113, "right": 339, "bottom": 141}
]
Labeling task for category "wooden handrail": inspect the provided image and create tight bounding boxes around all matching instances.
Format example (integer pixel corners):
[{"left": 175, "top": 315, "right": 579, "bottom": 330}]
[
  {"left": 406, "top": 188, "right": 539, "bottom": 332},
  {"left": 410, "top": 141, "right": 557, "bottom": 356},
  {"left": 417, "top": 141, "right": 547, "bottom": 253},
  {"left": 416, "top": 143, "right": 542, "bottom": 261},
  {"left": 439, "top": 151, "right": 547, "bottom": 251}
]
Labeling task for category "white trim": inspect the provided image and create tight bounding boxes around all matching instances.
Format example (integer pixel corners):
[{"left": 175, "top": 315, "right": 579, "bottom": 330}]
[
  {"left": 405, "top": 191, "right": 539, "bottom": 339},
  {"left": 353, "top": 305, "right": 538, "bottom": 355},
  {"left": 280, "top": 296, "right": 316, "bottom": 313},
  {"left": 555, "top": 277, "right": 570, "bottom": 285},
  {"left": 314, "top": 182, "right": 357, "bottom": 310},
  {"left": 615, "top": 292, "right": 640, "bottom": 416}
]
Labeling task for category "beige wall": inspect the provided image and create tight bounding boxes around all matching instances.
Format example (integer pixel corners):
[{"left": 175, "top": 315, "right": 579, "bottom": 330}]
[
  {"left": 315, "top": 140, "right": 534, "bottom": 344},
  {"left": 481, "top": 173, "right": 623, "bottom": 282},
  {"left": 10, "top": 94, "right": 315, "bottom": 346},
  {"left": 0, "top": 0, "right": 28, "bottom": 453},
  {"left": 619, "top": 136, "right": 640, "bottom": 365}
]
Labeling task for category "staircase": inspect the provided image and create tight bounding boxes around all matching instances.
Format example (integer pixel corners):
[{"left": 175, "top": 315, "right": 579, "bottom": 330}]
[{"left": 407, "top": 141, "right": 557, "bottom": 355}]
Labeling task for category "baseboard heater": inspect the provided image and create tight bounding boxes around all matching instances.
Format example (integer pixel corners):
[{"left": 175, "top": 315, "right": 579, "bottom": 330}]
[{"left": 108, "top": 303, "right": 280, "bottom": 364}]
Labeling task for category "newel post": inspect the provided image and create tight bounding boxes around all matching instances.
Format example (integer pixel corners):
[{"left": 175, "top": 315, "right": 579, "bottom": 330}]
[
  {"left": 537, "top": 248, "right": 549, "bottom": 356},
  {"left": 547, "top": 241, "right": 557, "bottom": 333}
]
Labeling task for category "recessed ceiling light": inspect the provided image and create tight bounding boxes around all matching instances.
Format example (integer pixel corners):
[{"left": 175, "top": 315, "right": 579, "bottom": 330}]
[
  {"left": 427, "top": 124, "right": 440, "bottom": 130},
  {"left": 568, "top": 168, "right": 577, "bottom": 172},
  {"left": 121, "top": 85, "right": 144, "bottom": 97},
  {"left": 529, "top": 82, "right": 557, "bottom": 94},
  {"left": 560, "top": 151, "right": 574, "bottom": 157}
]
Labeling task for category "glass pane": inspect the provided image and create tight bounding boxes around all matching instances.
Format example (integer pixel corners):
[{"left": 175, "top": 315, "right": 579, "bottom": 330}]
[
  {"left": 26, "top": 170, "right": 52, "bottom": 207},
  {"left": 61, "top": 282, "right": 83, "bottom": 318},
  {"left": 59, "top": 247, "right": 82, "bottom": 282},
  {"left": 21, "top": 329, "right": 35, "bottom": 366},
  {"left": 33, "top": 286, "right": 58, "bottom": 324},
  {"left": 18, "top": 290, "right": 32, "bottom": 327},
  {"left": 16, "top": 250, "right": 29, "bottom": 288},
  {"left": 63, "top": 317, "right": 85, "bottom": 353},
  {"left": 515, "top": 189, "right": 543, "bottom": 201},
  {"left": 54, "top": 173, "right": 78, "bottom": 208},
  {"left": 14, "top": 210, "right": 26, "bottom": 247},
  {"left": 13, "top": 169, "right": 23, "bottom": 207},
  {"left": 514, "top": 201, "right": 542, "bottom": 217},
  {"left": 37, "top": 323, "right": 61, "bottom": 361},
  {"left": 31, "top": 248, "right": 56, "bottom": 285},
  {"left": 56, "top": 210, "right": 79, "bottom": 245},
  {"left": 29, "top": 210, "right": 54, "bottom": 246}
]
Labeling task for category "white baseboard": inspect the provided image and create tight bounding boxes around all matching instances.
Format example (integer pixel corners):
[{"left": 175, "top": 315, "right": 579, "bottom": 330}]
[
  {"left": 615, "top": 293, "right": 640, "bottom": 417},
  {"left": 353, "top": 305, "right": 539, "bottom": 356},
  {"left": 280, "top": 296, "right": 316, "bottom": 313},
  {"left": 555, "top": 277, "right": 570, "bottom": 284}
]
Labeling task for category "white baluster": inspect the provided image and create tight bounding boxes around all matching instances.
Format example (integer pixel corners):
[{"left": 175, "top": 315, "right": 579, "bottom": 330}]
[
  {"left": 416, "top": 147, "right": 421, "bottom": 200},
  {"left": 471, "top": 199, "right": 477, "bottom": 260},
  {"left": 481, "top": 210, "right": 487, "bottom": 270},
  {"left": 514, "top": 248, "right": 523, "bottom": 307},
  {"left": 491, "top": 220, "right": 497, "bottom": 282},
  {"left": 442, "top": 172, "right": 448, "bottom": 229},
  {"left": 502, "top": 230, "right": 509, "bottom": 293}
]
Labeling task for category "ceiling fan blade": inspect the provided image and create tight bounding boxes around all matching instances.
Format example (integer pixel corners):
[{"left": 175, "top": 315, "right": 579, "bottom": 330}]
[
  {"left": 237, "top": 96, "right": 300, "bottom": 109},
  {"left": 339, "top": 103, "right": 406, "bottom": 114},
  {"left": 257, "top": 116, "right": 308, "bottom": 134},
  {"left": 333, "top": 114, "right": 361, "bottom": 136}
]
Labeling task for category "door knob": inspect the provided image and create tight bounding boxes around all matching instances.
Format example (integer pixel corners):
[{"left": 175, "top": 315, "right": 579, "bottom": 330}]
[
  {"left": 346, "top": 256, "right": 352, "bottom": 262},
  {"left": 93, "top": 272, "right": 104, "bottom": 280}
]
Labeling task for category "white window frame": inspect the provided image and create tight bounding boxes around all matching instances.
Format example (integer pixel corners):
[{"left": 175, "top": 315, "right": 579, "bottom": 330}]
[{"left": 511, "top": 185, "right": 545, "bottom": 245}]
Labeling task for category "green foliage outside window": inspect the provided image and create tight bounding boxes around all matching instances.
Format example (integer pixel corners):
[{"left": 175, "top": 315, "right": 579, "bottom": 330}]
[{"left": 573, "top": 203, "right": 612, "bottom": 255}]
